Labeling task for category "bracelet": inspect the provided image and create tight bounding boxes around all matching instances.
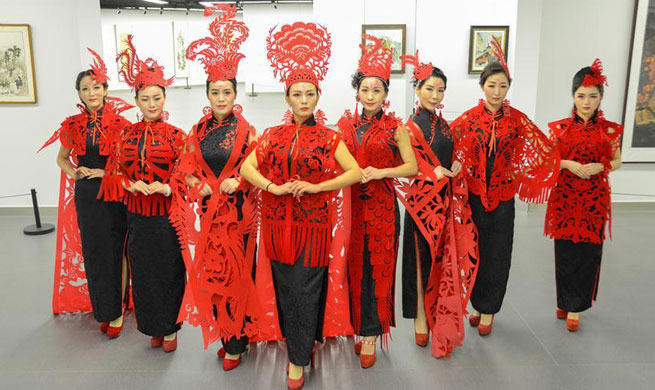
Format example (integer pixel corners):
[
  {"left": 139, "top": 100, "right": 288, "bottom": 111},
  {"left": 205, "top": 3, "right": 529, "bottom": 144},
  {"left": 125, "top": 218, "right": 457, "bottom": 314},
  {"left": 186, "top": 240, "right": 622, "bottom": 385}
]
[{"left": 266, "top": 182, "right": 273, "bottom": 192}]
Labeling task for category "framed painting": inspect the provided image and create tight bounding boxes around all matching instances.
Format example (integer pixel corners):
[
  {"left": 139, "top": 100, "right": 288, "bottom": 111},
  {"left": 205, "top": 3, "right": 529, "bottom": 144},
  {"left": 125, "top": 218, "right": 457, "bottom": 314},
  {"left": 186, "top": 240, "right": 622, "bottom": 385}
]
[
  {"left": 173, "top": 21, "right": 190, "bottom": 78},
  {"left": 361, "top": 24, "right": 406, "bottom": 74},
  {"left": 468, "top": 25, "right": 509, "bottom": 74},
  {"left": 0, "top": 24, "right": 37, "bottom": 104},
  {"left": 623, "top": 0, "right": 655, "bottom": 162}
]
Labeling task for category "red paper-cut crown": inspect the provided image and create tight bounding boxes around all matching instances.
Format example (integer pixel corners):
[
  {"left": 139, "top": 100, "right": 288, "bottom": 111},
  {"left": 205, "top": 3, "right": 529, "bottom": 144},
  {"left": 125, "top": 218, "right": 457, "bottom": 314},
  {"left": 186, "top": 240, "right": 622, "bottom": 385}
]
[
  {"left": 186, "top": 4, "right": 249, "bottom": 82},
  {"left": 581, "top": 58, "right": 608, "bottom": 87},
  {"left": 266, "top": 22, "right": 331, "bottom": 91},
  {"left": 400, "top": 50, "right": 433, "bottom": 82},
  {"left": 87, "top": 48, "right": 109, "bottom": 84},
  {"left": 358, "top": 34, "right": 393, "bottom": 80},
  {"left": 489, "top": 36, "right": 510, "bottom": 79},
  {"left": 116, "top": 34, "right": 173, "bottom": 91}
]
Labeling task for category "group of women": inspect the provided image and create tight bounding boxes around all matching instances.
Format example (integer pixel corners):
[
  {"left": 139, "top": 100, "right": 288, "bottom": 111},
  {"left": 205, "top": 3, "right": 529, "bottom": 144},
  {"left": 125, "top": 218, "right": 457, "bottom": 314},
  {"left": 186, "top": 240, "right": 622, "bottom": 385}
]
[{"left": 42, "top": 5, "right": 624, "bottom": 390}]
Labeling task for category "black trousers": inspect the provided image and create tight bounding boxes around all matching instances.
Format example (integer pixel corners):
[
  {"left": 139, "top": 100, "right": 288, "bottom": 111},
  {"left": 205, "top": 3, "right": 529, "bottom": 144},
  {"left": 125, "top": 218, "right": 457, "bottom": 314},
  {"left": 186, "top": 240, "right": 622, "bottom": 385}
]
[
  {"left": 126, "top": 212, "right": 185, "bottom": 337},
  {"left": 555, "top": 239, "right": 603, "bottom": 312},
  {"left": 270, "top": 258, "right": 328, "bottom": 366},
  {"left": 74, "top": 178, "right": 127, "bottom": 323},
  {"left": 469, "top": 194, "right": 515, "bottom": 314}
]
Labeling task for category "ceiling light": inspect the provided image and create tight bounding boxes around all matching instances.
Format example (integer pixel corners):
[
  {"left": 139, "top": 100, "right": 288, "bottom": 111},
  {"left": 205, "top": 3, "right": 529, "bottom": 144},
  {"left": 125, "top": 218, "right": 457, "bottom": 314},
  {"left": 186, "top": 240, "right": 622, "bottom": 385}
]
[{"left": 142, "top": 0, "right": 168, "bottom": 4}]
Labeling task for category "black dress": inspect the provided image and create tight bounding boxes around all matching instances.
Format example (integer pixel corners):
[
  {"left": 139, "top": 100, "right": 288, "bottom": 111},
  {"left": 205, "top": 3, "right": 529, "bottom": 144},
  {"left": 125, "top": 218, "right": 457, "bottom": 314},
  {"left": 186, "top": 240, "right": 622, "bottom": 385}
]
[
  {"left": 73, "top": 108, "right": 128, "bottom": 323},
  {"left": 402, "top": 107, "right": 452, "bottom": 319}
]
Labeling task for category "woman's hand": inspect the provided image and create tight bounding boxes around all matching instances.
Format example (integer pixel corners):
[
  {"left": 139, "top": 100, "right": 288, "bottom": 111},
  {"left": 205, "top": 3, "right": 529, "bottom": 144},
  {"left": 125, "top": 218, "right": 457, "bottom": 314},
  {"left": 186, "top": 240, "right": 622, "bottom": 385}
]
[
  {"left": 127, "top": 180, "right": 152, "bottom": 195},
  {"left": 563, "top": 160, "right": 590, "bottom": 179},
  {"left": 433, "top": 165, "right": 455, "bottom": 180},
  {"left": 197, "top": 182, "right": 213, "bottom": 197},
  {"left": 451, "top": 160, "right": 462, "bottom": 176},
  {"left": 268, "top": 182, "right": 292, "bottom": 196},
  {"left": 220, "top": 178, "right": 240, "bottom": 195},
  {"left": 361, "top": 166, "right": 386, "bottom": 183},
  {"left": 148, "top": 181, "right": 171, "bottom": 196},
  {"left": 583, "top": 163, "right": 604, "bottom": 177},
  {"left": 289, "top": 180, "right": 322, "bottom": 197},
  {"left": 74, "top": 166, "right": 93, "bottom": 180}
]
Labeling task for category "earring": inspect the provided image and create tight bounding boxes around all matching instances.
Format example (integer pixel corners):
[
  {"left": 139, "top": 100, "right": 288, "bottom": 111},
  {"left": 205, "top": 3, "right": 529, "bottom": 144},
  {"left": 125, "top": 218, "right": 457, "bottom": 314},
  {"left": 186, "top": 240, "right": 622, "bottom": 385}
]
[
  {"left": 437, "top": 103, "right": 444, "bottom": 116},
  {"left": 414, "top": 99, "right": 420, "bottom": 115},
  {"left": 382, "top": 99, "right": 390, "bottom": 110}
]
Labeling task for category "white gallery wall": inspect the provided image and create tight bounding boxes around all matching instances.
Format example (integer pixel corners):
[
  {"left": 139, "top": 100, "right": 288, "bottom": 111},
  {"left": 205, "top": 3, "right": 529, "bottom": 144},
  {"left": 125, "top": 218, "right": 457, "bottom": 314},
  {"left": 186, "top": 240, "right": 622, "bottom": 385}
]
[{"left": 1, "top": 0, "right": 653, "bottom": 208}]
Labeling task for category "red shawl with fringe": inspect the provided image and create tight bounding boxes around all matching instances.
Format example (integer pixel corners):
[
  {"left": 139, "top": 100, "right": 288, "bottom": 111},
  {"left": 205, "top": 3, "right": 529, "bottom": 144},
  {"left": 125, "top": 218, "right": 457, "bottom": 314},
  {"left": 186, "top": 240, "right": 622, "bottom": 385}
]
[
  {"left": 169, "top": 108, "right": 265, "bottom": 348},
  {"left": 253, "top": 112, "right": 354, "bottom": 340},
  {"left": 545, "top": 111, "right": 623, "bottom": 244},
  {"left": 99, "top": 120, "right": 186, "bottom": 216},
  {"left": 450, "top": 100, "right": 560, "bottom": 211},
  {"left": 397, "top": 117, "right": 479, "bottom": 358},
  {"left": 38, "top": 98, "right": 133, "bottom": 314}
]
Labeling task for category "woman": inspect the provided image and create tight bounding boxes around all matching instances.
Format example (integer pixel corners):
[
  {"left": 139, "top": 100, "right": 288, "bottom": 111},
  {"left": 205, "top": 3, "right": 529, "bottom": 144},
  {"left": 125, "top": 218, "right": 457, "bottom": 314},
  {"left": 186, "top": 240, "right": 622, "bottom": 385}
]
[
  {"left": 100, "top": 35, "right": 186, "bottom": 352},
  {"left": 398, "top": 51, "right": 479, "bottom": 358},
  {"left": 544, "top": 59, "right": 622, "bottom": 332},
  {"left": 170, "top": 4, "right": 260, "bottom": 371},
  {"left": 337, "top": 35, "right": 417, "bottom": 368},
  {"left": 240, "top": 22, "right": 360, "bottom": 390},
  {"left": 450, "top": 38, "right": 560, "bottom": 335},
  {"left": 39, "top": 49, "right": 131, "bottom": 337}
]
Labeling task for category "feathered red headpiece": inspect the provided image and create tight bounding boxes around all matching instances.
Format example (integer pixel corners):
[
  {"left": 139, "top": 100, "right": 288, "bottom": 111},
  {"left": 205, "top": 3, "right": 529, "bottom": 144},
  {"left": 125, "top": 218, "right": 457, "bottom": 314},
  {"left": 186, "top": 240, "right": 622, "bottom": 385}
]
[
  {"left": 116, "top": 34, "right": 173, "bottom": 91},
  {"left": 489, "top": 36, "right": 510, "bottom": 79},
  {"left": 87, "top": 48, "right": 109, "bottom": 84},
  {"left": 581, "top": 58, "right": 608, "bottom": 87},
  {"left": 266, "top": 22, "right": 331, "bottom": 92},
  {"left": 358, "top": 34, "right": 393, "bottom": 80},
  {"left": 186, "top": 4, "right": 249, "bottom": 82},
  {"left": 400, "top": 50, "right": 433, "bottom": 82}
]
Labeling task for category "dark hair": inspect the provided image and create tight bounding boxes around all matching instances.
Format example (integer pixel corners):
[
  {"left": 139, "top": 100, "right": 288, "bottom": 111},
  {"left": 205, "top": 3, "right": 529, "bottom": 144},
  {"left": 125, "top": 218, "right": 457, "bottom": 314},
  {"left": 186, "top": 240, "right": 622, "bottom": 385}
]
[
  {"left": 206, "top": 78, "right": 237, "bottom": 95},
  {"left": 413, "top": 66, "right": 448, "bottom": 89},
  {"left": 351, "top": 71, "right": 390, "bottom": 93},
  {"left": 572, "top": 67, "right": 604, "bottom": 95},
  {"left": 479, "top": 62, "right": 512, "bottom": 86},
  {"left": 75, "top": 69, "right": 108, "bottom": 91}
]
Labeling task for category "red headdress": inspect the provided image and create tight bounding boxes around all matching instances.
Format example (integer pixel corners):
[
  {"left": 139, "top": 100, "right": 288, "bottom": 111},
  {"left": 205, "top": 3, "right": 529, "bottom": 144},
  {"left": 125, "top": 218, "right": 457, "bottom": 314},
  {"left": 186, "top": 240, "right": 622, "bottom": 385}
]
[
  {"left": 116, "top": 34, "right": 174, "bottom": 91},
  {"left": 400, "top": 50, "right": 434, "bottom": 82},
  {"left": 581, "top": 58, "right": 608, "bottom": 87},
  {"left": 489, "top": 36, "right": 510, "bottom": 79},
  {"left": 87, "top": 48, "right": 109, "bottom": 84},
  {"left": 186, "top": 4, "right": 249, "bottom": 82},
  {"left": 266, "top": 22, "right": 331, "bottom": 92},
  {"left": 358, "top": 34, "right": 393, "bottom": 80}
]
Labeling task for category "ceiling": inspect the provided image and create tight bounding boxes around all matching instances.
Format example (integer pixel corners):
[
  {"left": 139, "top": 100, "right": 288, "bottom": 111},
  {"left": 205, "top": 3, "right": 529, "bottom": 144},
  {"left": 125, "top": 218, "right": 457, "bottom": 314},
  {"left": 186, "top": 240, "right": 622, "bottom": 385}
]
[{"left": 99, "top": 0, "right": 311, "bottom": 10}]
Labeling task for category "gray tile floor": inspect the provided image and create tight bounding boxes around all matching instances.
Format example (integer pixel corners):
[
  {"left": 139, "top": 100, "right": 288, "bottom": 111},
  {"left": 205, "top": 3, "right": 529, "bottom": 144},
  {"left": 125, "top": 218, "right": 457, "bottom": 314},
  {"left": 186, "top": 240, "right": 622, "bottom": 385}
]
[{"left": 1, "top": 208, "right": 654, "bottom": 389}]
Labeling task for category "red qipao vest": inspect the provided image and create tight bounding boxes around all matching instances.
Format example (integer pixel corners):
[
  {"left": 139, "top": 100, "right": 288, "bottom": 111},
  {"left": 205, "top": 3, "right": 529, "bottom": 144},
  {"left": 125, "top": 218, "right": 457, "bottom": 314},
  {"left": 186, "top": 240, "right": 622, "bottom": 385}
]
[
  {"left": 99, "top": 120, "right": 186, "bottom": 216},
  {"left": 450, "top": 100, "right": 560, "bottom": 211},
  {"left": 39, "top": 99, "right": 132, "bottom": 314},
  {"left": 545, "top": 112, "right": 623, "bottom": 244}
]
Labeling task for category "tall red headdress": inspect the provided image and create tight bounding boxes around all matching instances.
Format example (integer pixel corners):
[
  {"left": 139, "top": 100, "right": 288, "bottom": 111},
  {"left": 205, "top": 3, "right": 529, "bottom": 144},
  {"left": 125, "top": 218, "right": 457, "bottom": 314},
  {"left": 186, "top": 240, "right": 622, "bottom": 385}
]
[
  {"left": 87, "top": 48, "right": 109, "bottom": 84},
  {"left": 266, "top": 22, "right": 331, "bottom": 91},
  {"left": 116, "top": 34, "right": 174, "bottom": 90},
  {"left": 358, "top": 34, "right": 393, "bottom": 80},
  {"left": 489, "top": 36, "right": 510, "bottom": 79},
  {"left": 581, "top": 58, "right": 608, "bottom": 87},
  {"left": 400, "top": 50, "right": 434, "bottom": 82},
  {"left": 186, "top": 4, "right": 249, "bottom": 82}
]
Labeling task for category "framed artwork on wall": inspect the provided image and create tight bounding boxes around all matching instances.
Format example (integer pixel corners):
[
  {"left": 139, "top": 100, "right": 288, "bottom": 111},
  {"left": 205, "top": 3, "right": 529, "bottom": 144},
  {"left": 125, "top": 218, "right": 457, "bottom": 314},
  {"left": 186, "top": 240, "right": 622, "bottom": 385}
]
[
  {"left": 361, "top": 24, "right": 406, "bottom": 74},
  {"left": 468, "top": 25, "right": 509, "bottom": 74},
  {"left": 623, "top": 0, "right": 655, "bottom": 162},
  {"left": 0, "top": 24, "right": 37, "bottom": 104}
]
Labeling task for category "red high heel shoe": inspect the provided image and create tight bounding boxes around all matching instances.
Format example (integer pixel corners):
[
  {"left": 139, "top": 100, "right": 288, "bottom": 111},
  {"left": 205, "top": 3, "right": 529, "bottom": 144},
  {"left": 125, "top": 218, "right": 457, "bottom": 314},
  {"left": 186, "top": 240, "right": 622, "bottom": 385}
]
[
  {"left": 162, "top": 334, "right": 177, "bottom": 353},
  {"left": 287, "top": 368, "right": 305, "bottom": 390},
  {"left": 217, "top": 347, "right": 226, "bottom": 358},
  {"left": 566, "top": 316, "right": 579, "bottom": 332},
  {"left": 469, "top": 313, "right": 481, "bottom": 327},
  {"left": 151, "top": 336, "right": 164, "bottom": 348},
  {"left": 415, "top": 332, "right": 429, "bottom": 347},
  {"left": 106, "top": 323, "right": 124, "bottom": 339},
  {"left": 354, "top": 340, "right": 362, "bottom": 355},
  {"left": 359, "top": 338, "right": 376, "bottom": 369},
  {"left": 223, "top": 355, "right": 241, "bottom": 371},
  {"left": 99, "top": 322, "right": 109, "bottom": 333},
  {"left": 556, "top": 308, "right": 567, "bottom": 320},
  {"left": 478, "top": 315, "right": 494, "bottom": 336}
]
